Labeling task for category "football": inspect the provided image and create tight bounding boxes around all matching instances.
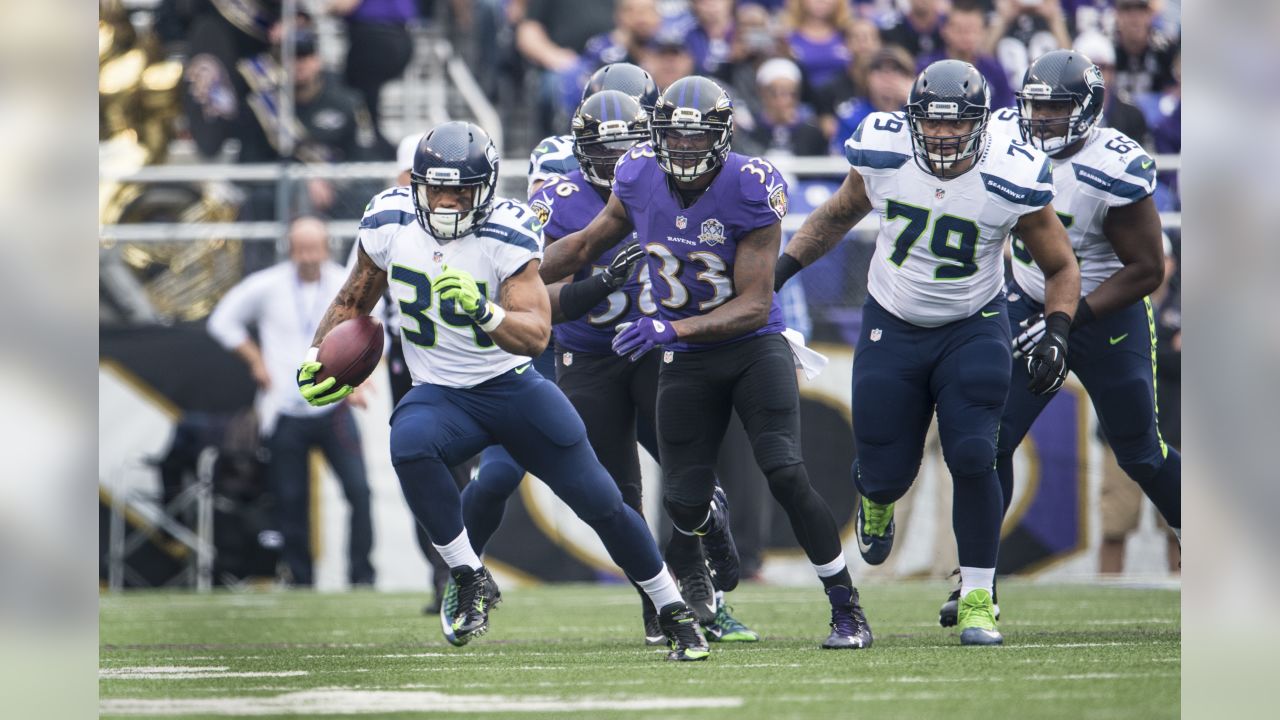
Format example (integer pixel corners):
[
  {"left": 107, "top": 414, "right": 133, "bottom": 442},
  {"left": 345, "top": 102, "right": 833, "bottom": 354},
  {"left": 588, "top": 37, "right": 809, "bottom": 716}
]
[{"left": 316, "top": 315, "right": 384, "bottom": 388}]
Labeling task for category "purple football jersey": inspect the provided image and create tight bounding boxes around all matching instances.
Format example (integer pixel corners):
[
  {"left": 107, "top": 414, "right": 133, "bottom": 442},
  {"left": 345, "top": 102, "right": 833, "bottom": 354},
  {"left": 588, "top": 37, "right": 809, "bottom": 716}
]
[
  {"left": 529, "top": 170, "right": 650, "bottom": 354},
  {"left": 612, "top": 144, "right": 788, "bottom": 351}
]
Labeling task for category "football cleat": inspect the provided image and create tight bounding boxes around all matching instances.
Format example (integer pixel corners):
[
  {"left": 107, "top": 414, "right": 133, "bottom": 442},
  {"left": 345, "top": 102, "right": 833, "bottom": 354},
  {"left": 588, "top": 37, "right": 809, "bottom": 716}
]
[
  {"left": 957, "top": 588, "right": 1003, "bottom": 646},
  {"left": 704, "top": 596, "right": 759, "bottom": 643},
  {"left": 438, "top": 575, "right": 458, "bottom": 644},
  {"left": 856, "top": 496, "right": 895, "bottom": 565},
  {"left": 939, "top": 568, "right": 1000, "bottom": 627},
  {"left": 695, "top": 487, "right": 740, "bottom": 591},
  {"left": 443, "top": 566, "right": 501, "bottom": 647},
  {"left": 658, "top": 602, "right": 711, "bottom": 661},
  {"left": 643, "top": 602, "right": 666, "bottom": 646},
  {"left": 676, "top": 561, "right": 717, "bottom": 625},
  {"left": 821, "top": 585, "right": 874, "bottom": 649}
]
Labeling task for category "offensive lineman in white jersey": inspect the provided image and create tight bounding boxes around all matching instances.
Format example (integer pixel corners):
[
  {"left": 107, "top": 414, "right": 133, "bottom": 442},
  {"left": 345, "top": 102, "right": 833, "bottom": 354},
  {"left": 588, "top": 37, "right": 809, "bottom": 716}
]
[
  {"left": 774, "top": 60, "right": 1081, "bottom": 645},
  {"left": 932, "top": 49, "right": 1180, "bottom": 625},
  {"left": 294, "top": 121, "right": 710, "bottom": 661}
]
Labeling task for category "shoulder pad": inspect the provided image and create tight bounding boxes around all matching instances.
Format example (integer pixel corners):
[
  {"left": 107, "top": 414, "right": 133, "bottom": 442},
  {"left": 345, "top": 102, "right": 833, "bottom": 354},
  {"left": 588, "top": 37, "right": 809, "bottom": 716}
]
[
  {"left": 358, "top": 185, "right": 415, "bottom": 230},
  {"left": 735, "top": 155, "right": 789, "bottom": 220},
  {"left": 481, "top": 198, "right": 543, "bottom": 252},
  {"left": 614, "top": 141, "right": 657, "bottom": 186},
  {"left": 988, "top": 108, "right": 1022, "bottom": 138},
  {"left": 980, "top": 134, "right": 1055, "bottom": 208},
  {"left": 843, "top": 111, "right": 912, "bottom": 172},
  {"left": 1070, "top": 128, "right": 1157, "bottom": 204}
]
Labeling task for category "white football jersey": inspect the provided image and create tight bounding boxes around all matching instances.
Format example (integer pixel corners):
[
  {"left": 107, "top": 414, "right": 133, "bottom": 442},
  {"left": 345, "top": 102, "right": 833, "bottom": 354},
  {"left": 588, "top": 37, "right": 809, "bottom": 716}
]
[
  {"left": 989, "top": 109, "right": 1159, "bottom": 303},
  {"left": 527, "top": 134, "right": 576, "bottom": 195},
  {"left": 357, "top": 187, "right": 544, "bottom": 388},
  {"left": 845, "top": 111, "right": 1055, "bottom": 327}
]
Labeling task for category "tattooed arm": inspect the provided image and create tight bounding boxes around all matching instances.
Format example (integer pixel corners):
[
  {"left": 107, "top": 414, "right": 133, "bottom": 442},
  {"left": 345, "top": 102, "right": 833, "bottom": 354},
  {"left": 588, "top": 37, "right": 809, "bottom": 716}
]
[
  {"left": 670, "top": 222, "right": 779, "bottom": 344},
  {"left": 774, "top": 167, "right": 875, "bottom": 289},
  {"left": 310, "top": 245, "right": 389, "bottom": 346}
]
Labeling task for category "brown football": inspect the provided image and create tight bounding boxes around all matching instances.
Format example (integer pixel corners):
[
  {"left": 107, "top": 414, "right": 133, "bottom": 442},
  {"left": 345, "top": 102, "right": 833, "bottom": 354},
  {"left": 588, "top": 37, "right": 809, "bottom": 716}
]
[{"left": 316, "top": 316, "right": 384, "bottom": 388}]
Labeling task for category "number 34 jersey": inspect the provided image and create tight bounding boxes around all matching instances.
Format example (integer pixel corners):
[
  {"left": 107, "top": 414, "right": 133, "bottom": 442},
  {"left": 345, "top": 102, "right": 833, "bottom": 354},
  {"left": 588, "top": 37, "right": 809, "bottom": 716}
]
[
  {"left": 846, "top": 111, "right": 1055, "bottom": 328},
  {"left": 357, "top": 187, "right": 544, "bottom": 388},
  {"left": 612, "top": 143, "right": 789, "bottom": 351},
  {"left": 988, "top": 110, "right": 1159, "bottom": 305}
]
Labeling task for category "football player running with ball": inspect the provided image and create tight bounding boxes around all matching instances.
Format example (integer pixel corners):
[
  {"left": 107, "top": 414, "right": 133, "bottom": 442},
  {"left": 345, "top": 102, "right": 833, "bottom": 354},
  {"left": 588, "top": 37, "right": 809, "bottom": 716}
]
[
  {"left": 775, "top": 60, "right": 1081, "bottom": 646},
  {"left": 934, "top": 49, "right": 1180, "bottom": 626},
  {"left": 541, "top": 76, "right": 874, "bottom": 650},
  {"left": 296, "top": 121, "right": 710, "bottom": 661}
]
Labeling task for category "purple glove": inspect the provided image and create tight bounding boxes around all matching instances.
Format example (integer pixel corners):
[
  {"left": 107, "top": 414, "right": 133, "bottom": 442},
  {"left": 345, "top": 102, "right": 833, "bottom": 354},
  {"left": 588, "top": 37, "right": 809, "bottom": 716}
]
[{"left": 611, "top": 318, "right": 678, "bottom": 361}]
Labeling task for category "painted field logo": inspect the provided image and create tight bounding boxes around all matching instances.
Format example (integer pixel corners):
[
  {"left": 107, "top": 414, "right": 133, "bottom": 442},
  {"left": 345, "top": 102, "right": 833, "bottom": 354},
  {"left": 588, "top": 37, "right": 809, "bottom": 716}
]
[{"left": 698, "top": 218, "right": 726, "bottom": 246}]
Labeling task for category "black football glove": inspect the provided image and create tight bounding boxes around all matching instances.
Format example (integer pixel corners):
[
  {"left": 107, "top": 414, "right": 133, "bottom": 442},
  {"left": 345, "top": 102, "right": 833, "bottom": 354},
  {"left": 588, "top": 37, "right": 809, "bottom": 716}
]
[
  {"left": 1025, "top": 312, "right": 1071, "bottom": 395},
  {"left": 603, "top": 243, "right": 645, "bottom": 289}
]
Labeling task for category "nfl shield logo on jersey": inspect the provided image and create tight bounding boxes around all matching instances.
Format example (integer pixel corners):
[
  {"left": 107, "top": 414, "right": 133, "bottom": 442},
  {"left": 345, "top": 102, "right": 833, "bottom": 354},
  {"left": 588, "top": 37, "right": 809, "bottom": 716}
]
[
  {"left": 698, "top": 218, "right": 726, "bottom": 246},
  {"left": 562, "top": 352, "right": 573, "bottom": 367},
  {"left": 663, "top": 350, "right": 674, "bottom": 364},
  {"left": 675, "top": 215, "right": 687, "bottom": 230},
  {"left": 870, "top": 328, "right": 882, "bottom": 342},
  {"left": 433, "top": 251, "right": 444, "bottom": 263},
  {"left": 935, "top": 188, "right": 945, "bottom": 200}
]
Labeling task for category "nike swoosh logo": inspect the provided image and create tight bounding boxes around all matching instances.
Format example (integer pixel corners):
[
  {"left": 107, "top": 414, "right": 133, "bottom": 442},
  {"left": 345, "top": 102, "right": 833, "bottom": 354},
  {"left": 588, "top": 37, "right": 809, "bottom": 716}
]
[
  {"left": 1109, "top": 334, "right": 1129, "bottom": 345},
  {"left": 515, "top": 364, "right": 532, "bottom": 374},
  {"left": 981, "top": 311, "right": 1000, "bottom": 318},
  {"left": 535, "top": 145, "right": 551, "bottom": 154},
  {"left": 1141, "top": 160, "right": 1154, "bottom": 169}
]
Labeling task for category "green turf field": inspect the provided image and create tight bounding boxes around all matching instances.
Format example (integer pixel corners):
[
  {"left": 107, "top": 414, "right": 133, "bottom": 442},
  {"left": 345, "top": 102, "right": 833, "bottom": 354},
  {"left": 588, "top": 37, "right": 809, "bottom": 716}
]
[{"left": 99, "top": 580, "right": 1179, "bottom": 719}]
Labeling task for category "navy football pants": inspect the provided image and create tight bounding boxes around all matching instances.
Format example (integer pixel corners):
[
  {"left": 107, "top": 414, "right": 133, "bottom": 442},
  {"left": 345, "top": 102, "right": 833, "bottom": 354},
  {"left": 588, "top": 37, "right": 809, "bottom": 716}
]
[
  {"left": 389, "top": 360, "right": 663, "bottom": 582},
  {"left": 851, "top": 294, "right": 1012, "bottom": 569},
  {"left": 999, "top": 282, "right": 1180, "bottom": 529}
]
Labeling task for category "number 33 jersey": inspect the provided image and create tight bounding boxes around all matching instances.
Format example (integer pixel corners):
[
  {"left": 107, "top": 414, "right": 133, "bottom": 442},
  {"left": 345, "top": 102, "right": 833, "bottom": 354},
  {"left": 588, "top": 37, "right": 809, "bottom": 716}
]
[
  {"left": 357, "top": 187, "right": 544, "bottom": 388},
  {"left": 612, "top": 143, "right": 788, "bottom": 351},
  {"left": 988, "top": 110, "right": 1159, "bottom": 305},
  {"left": 846, "top": 111, "right": 1055, "bottom": 327}
]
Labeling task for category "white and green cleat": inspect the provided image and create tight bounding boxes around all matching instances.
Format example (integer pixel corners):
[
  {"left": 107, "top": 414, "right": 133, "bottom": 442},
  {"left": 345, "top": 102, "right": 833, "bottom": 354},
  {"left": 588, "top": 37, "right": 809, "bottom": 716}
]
[{"left": 957, "top": 588, "right": 1003, "bottom": 646}]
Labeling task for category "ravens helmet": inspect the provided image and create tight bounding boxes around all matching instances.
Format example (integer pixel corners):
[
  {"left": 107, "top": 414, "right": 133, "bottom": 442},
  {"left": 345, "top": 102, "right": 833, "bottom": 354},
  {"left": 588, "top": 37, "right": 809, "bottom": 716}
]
[
  {"left": 1015, "top": 49, "right": 1106, "bottom": 157},
  {"left": 905, "top": 60, "right": 991, "bottom": 179},
  {"left": 410, "top": 121, "right": 499, "bottom": 240},
  {"left": 650, "top": 76, "right": 734, "bottom": 182},
  {"left": 581, "top": 62, "right": 660, "bottom": 114},
  {"left": 572, "top": 90, "right": 649, "bottom": 188}
]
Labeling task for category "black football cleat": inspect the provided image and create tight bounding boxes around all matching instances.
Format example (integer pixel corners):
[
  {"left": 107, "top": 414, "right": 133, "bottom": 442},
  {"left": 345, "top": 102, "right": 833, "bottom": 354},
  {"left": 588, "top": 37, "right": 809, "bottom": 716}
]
[
  {"left": 821, "top": 585, "right": 873, "bottom": 650},
  {"left": 696, "top": 487, "right": 740, "bottom": 591},
  {"left": 658, "top": 602, "right": 711, "bottom": 661},
  {"left": 643, "top": 601, "right": 666, "bottom": 646},
  {"left": 676, "top": 560, "right": 718, "bottom": 625},
  {"left": 444, "top": 566, "right": 501, "bottom": 647}
]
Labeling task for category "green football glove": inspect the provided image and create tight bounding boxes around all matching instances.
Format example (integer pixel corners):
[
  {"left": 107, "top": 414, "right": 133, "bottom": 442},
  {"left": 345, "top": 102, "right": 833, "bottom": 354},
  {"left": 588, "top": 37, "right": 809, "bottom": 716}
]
[
  {"left": 296, "top": 347, "right": 355, "bottom": 406},
  {"left": 433, "top": 266, "right": 502, "bottom": 330}
]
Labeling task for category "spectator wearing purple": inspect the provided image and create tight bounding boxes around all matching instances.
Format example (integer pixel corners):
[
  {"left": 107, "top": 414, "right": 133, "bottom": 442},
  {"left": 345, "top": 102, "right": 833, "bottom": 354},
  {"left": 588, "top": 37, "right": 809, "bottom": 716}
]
[
  {"left": 330, "top": 0, "right": 417, "bottom": 158},
  {"left": 582, "top": 0, "right": 662, "bottom": 69},
  {"left": 685, "top": 0, "right": 737, "bottom": 78},
  {"left": 738, "top": 57, "right": 828, "bottom": 156},
  {"left": 829, "top": 46, "right": 914, "bottom": 152},
  {"left": 916, "top": 1, "right": 1015, "bottom": 110},
  {"left": 812, "top": 16, "right": 882, "bottom": 137},
  {"left": 987, "top": 0, "right": 1072, "bottom": 92},
  {"left": 1072, "top": 30, "right": 1151, "bottom": 148},
  {"left": 783, "top": 0, "right": 854, "bottom": 94},
  {"left": 1113, "top": 0, "right": 1178, "bottom": 100},
  {"left": 1059, "top": 0, "right": 1118, "bottom": 38},
  {"left": 880, "top": 0, "right": 945, "bottom": 59}
]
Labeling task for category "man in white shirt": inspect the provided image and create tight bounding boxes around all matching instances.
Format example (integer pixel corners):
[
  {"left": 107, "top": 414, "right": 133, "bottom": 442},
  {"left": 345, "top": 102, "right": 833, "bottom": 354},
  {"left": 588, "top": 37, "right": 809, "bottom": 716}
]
[{"left": 208, "top": 217, "right": 375, "bottom": 587}]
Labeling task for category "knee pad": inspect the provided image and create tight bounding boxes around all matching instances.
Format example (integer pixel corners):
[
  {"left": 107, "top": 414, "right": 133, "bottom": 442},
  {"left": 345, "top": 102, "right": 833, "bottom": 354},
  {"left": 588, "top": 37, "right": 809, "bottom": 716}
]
[
  {"left": 752, "top": 430, "right": 803, "bottom": 474},
  {"left": 663, "top": 497, "right": 710, "bottom": 534},
  {"left": 1116, "top": 450, "right": 1165, "bottom": 484},
  {"left": 945, "top": 435, "right": 998, "bottom": 480},
  {"left": 390, "top": 413, "right": 446, "bottom": 467},
  {"left": 765, "top": 463, "right": 810, "bottom": 504}
]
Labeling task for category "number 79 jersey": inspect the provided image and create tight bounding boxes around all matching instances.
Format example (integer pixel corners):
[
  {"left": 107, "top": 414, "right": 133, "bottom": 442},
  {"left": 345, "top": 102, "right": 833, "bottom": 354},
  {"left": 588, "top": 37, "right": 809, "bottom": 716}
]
[
  {"left": 612, "top": 143, "right": 789, "bottom": 351},
  {"left": 357, "top": 187, "right": 544, "bottom": 388},
  {"left": 846, "top": 111, "right": 1056, "bottom": 327}
]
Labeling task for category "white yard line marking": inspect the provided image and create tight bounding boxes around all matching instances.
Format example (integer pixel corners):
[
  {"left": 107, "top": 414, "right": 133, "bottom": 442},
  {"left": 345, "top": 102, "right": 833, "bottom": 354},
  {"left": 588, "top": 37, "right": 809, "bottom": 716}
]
[
  {"left": 100, "top": 666, "right": 308, "bottom": 681},
  {"left": 100, "top": 690, "right": 743, "bottom": 716}
]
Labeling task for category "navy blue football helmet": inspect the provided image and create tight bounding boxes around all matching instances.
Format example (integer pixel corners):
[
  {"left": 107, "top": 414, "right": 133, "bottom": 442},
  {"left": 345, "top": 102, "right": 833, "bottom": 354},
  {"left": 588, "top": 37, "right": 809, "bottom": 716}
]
[
  {"left": 650, "top": 76, "right": 734, "bottom": 182},
  {"left": 1016, "top": 50, "right": 1106, "bottom": 157},
  {"left": 410, "top": 121, "right": 499, "bottom": 240},
  {"left": 572, "top": 91, "right": 649, "bottom": 188},
  {"left": 582, "top": 62, "right": 660, "bottom": 114},
  {"left": 905, "top": 60, "right": 991, "bottom": 178}
]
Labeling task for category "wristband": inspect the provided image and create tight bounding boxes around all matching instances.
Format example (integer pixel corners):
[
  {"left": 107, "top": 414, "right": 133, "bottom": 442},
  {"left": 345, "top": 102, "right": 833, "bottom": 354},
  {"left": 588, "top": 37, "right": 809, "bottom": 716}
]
[
  {"left": 1044, "top": 311, "right": 1072, "bottom": 340},
  {"left": 774, "top": 253, "right": 803, "bottom": 292},
  {"left": 478, "top": 303, "right": 506, "bottom": 333},
  {"left": 1071, "top": 297, "right": 1096, "bottom": 328},
  {"left": 305, "top": 346, "right": 319, "bottom": 363},
  {"left": 558, "top": 273, "right": 615, "bottom": 321}
]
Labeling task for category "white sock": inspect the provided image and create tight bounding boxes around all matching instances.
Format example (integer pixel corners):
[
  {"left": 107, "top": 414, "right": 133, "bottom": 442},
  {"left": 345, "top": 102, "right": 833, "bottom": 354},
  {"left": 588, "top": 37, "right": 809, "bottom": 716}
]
[
  {"left": 812, "top": 554, "right": 848, "bottom": 581},
  {"left": 432, "top": 530, "right": 482, "bottom": 571},
  {"left": 636, "top": 565, "right": 684, "bottom": 610},
  {"left": 714, "top": 590, "right": 725, "bottom": 606},
  {"left": 1173, "top": 527, "right": 1181, "bottom": 545},
  {"left": 960, "top": 566, "right": 996, "bottom": 598}
]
